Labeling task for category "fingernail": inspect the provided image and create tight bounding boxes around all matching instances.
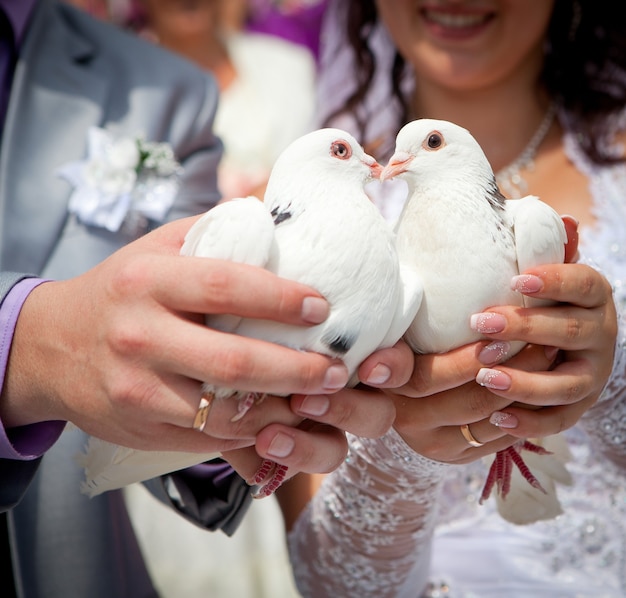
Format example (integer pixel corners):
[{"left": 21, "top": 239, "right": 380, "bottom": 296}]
[
  {"left": 489, "top": 411, "right": 519, "bottom": 429},
  {"left": 511, "top": 274, "right": 544, "bottom": 294},
  {"left": 323, "top": 364, "right": 349, "bottom": 391},
  {"left": 470, "top": 312, "right": 506, "bottom": 334},
  {"left": 301, "top": 296, "right": 329, "bottom": 324},
  {"left": 476, "top": 368, "right": 511, "bottom": 390},
  {"left": 298, "top": 395, "right": 330, "bottom": 417},
  {"left": 478, "top": 341, "right": 511, "bottom": 365},
  {"left": 365, "top": 363, "right": 391, "bottom": 385},
  {"left": 267, "top": 432, "right": 295, "bottom": 458},
  {"left": 545, "top": 346, "right": 559, "bottom": 361}
]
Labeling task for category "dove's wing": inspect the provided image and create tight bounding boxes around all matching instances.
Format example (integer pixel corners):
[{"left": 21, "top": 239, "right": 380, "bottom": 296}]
[
  {"left": 181, "top": 195, "right": 275, "bottom": 265},
  {"left": 78, "top": 437, "right": 221, "bottom": 497},
  {"left": 182, "top": 196, "right": 276, "bottom": 333},
  {"left": 506, "top": 195, "right": 567, "bottom": 274},
  {"left": 506, "top": 195, "right": 567, "bottom": 309},
  {"left": 380, "top": 263, "right": 424, "bottom": 348}
]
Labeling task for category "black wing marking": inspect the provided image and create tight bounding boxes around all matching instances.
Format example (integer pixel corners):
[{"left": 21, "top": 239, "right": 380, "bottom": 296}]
[
  {"left": 271, "top": 205, "right": 292, "bottom": 225},
  {"left": 322, "top": 331, "right": 357, "bottom": 355}
]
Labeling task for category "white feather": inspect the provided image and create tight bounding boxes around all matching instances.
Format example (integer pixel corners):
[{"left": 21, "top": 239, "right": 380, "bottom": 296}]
[
  {"left": 80, "top": 128, "right": 421, "bottom": 495},
  {"left": 491, "top": 435, "right": 573, "bottom": 525},
  {"left": 77, "top": 438, "right": 220, "bottom": 497},
  {"left": 387, "top": 118, "right": 569, "bottom": 524}
]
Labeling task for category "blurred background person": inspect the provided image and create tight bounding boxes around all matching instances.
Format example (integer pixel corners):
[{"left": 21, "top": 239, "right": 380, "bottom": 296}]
[
  {"left": 128, "top": 0, "right": 317, "bottom": 203},
  {"left": 245, "top": 0, "right": 329, "bottom": 64}
]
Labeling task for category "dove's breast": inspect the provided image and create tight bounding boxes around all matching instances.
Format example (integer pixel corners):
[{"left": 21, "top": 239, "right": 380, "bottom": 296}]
[
  {"left": 237, "top": 191, "right": 402, "bottom": 372},
  {"left": 399, "top": 201, "right": 522, "bottom": 354}
]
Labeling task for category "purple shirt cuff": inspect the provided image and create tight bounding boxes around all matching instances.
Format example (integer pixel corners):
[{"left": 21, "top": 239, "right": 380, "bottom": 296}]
[{"left": 0, "top": 278, "right": 65, "bottom": 460}]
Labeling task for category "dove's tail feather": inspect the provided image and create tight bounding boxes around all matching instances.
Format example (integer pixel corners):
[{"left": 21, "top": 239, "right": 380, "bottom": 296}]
[
  {"left": 484, "top": 434, "right": 573, "bottom": 525},
  {"left": 77, "top": 436, "right": 221, "bottom": 497}
]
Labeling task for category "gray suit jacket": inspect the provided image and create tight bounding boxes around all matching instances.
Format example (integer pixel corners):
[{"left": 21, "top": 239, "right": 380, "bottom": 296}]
[{"left": 0, "top": 2, "right": 233, "bottom": 596}]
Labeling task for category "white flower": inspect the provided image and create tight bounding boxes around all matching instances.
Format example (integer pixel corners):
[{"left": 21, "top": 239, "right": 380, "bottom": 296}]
[
  {"left": 57, "top": 127, "right": 182, "bottom": 233},
  {"left": 109, "top": 137, "right": 141, "bottom": 171},
  {"left": 138, "top": 139, "right": 179, "bottom": 177},
  {"left": 84, "top": 159, "right": 136, "bottom": 196}
]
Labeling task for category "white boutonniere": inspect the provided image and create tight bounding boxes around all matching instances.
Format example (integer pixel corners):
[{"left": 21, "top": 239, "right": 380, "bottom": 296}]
[{"left": 57, "top": 127, "right": 182, "bottom": 233}]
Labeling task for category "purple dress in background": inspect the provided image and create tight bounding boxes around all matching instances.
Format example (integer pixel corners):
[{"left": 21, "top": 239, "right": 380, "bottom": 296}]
[{"left": 246, "top": 0, "right": 328, "bottom": 62}]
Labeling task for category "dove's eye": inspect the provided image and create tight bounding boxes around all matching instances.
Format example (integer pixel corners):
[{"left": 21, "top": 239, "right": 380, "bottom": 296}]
[
  {"left": 425, "top": 132, "right": 444, "bottom": 150},
  {"left": 331, "top": 141, "right": 352, "bottom": 160}
]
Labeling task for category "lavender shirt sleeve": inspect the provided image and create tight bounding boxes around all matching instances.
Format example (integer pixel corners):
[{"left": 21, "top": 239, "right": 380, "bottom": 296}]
[{"left": 0, "top": 278, "right": 65, "bottom": 460}]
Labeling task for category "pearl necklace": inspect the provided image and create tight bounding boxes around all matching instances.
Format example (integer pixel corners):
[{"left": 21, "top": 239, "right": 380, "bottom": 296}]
[{"left": 495, "top": 102, "right": 556, "bottom": 197}]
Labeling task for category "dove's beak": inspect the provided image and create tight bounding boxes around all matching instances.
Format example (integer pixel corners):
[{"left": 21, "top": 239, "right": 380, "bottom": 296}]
[
  {"left": 363, "top": 156, "right": 383, "bottom": 179},
  {"left": 381, "top": 152, "right": 413, "bottom": 181}
]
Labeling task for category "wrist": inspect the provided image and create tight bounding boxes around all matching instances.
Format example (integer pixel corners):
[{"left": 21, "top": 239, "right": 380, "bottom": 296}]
[
  {"left": 0, "top": 420, "right": 66, "bottom": 460},
  {"left": 0, "top": 279, "right": 60, "bottom": 427},
  {"left": 351, "top": 428, "right": 452, "bottom": 480}
]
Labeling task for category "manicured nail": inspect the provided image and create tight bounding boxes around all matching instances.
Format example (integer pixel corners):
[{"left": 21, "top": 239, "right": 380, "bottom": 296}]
[
  {"left": 511, "top": 274, "right": 544, "bottom": 294},
  {"left": 476, "top": 368, "right": 511, "bottom": 390},
  {"left": 301, "top": 296, "right": 329, "bottom": 324},
  {"left": 545, "top": 346, "right": 559, "bottom": 361},
  {"left": 470, "top": 312, "right": 506, "bottom": 334},
  {"left": 365, "top": 363, "right": 391, "bottom": 385},
  {"left": 298, "top": 395, "right": 330, "bottom": 417},
  {"left": 489, "top": 411, "right": 519, "bottom": 429},
  {"left": 323, "top": 364, "right": 349, "bottom": 391},
  {"left": 478, "top": 341, "right": 511, "bottom": 365},
  {"left": 267, "top": 432, "right": 295, "bottom": 458}
]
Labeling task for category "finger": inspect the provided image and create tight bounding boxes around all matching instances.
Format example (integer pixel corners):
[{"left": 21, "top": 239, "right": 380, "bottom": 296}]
[
  {"left": 198, "top": 393, "right": 304, "bottom": 440},
  {"left": 392, "top": 412, "right": 515, "bottom": 465},
  {"left": 222, "top": 445, "right": 273, "bottom": 483},
  {"left": 114, "top": 312, "right": 349, "bottom": 397},
  {"left": 475, "top": 358, "right": 596, "bottom": 407},
  {"left": 471, "top": 303, "right": 611, "bottom": 351},
  {"left": 137, "top": 216, "right": 329, "bottom": 325},
  {"left": 449, "top": 425, "right": 517, "bottom": 464},
  {"left": 393, "top": 339, "right": 555, "bottom": 399},
  {"left": 391, "top": 342, "right": 486, "bottom": 398},
  {"left": 77, "top": 370, "right": 287, "bottom": 452},
  {"left": 290, "top": 387, "right": 395, "bottom": 438},
  {"left": 512, "top": 262, "right": 612, "bottom": 308},
  {"left": 487, "top": 397, "right": 597, "bottom": 440},
  {"left": 110, "top": 254, "right": 330, "bottom": 326},
  {"left": 357, "top": 339, "right": 415, "bottom": 388},
  {"left": 254, "top": 422, "right": 348, "bottom": 474},
  {"left": 392, "top": 384, "right": 513, "bottom": 434}
]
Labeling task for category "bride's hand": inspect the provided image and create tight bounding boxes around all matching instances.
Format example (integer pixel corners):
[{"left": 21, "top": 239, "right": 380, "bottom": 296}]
[{"left": 355, "top": 261, "right": 617, "bottom": 464}]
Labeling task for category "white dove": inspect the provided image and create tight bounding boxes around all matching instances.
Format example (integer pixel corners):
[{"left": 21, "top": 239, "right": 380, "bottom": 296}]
[
  {"left": 79, "top": 127, "right": 422, "bottom": 499},
  {"left": 381, "top": 118, "right": 569, "bottom": 524}
]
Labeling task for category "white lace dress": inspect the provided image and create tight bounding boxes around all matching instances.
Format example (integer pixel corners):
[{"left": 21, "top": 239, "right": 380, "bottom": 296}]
[{"left": 287, "top": 130, "right": 626, "bottom": 598}]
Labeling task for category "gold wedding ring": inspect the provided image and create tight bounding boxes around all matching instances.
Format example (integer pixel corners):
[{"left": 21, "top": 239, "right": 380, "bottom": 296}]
[
  {"left": 460, "top": 423, "right": 484, "bottom": 448},
  {"left": 192, "top": 392, "right": 215, "bottom": 432}
]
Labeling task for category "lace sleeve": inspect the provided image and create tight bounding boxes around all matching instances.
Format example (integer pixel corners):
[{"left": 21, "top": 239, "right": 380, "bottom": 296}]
[
  {"left": 287, "top": 428, "right": 451, "bottom": 598},
  {"left": 579, "top": 305, "right": 626, "bottom": 468}
]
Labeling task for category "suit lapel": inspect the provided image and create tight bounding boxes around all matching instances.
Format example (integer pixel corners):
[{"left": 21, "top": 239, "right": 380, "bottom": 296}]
[{"left": 0, "top": 0, "right": 108, "bottom": 273}]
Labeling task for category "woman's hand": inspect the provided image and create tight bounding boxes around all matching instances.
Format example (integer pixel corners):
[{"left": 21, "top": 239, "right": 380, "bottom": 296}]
[
  {"left": 468, "top": 262, "right": 617, "bottom": 438},
  {"left": 354, "top": 261, "right": 617, "bottom": 465}
]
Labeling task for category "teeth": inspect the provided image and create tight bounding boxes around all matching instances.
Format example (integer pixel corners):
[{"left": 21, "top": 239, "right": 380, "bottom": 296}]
[{"left": 425, "top": 11, "right": 487, "bottom": 28}]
